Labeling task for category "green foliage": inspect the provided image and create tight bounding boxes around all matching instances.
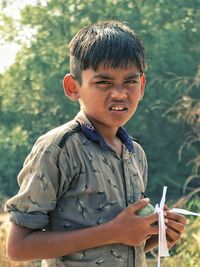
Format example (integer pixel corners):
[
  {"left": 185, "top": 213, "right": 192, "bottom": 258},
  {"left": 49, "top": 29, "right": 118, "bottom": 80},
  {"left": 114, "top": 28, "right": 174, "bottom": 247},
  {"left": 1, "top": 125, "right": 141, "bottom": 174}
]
[{"left": 0, "top": 125, "right": 29, "bottom": 196}]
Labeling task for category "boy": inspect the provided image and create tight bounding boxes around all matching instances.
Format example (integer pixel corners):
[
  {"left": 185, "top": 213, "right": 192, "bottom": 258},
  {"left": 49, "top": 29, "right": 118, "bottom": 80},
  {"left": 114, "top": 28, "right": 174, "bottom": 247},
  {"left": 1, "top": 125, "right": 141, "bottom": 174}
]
[{"left": 5, "top": 21, "right": 186, "bottom": 267}]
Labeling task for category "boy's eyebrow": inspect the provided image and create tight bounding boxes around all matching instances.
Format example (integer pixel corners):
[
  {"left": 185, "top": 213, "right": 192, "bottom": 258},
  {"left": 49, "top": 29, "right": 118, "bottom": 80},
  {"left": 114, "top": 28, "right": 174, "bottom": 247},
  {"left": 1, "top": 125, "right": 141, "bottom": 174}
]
[
  {"left": 92, "top": 74, "right": 114, "bottom": 80},
  {"left": 92, "top": 72, "right": 142, "bottom": 80},
  {"left": 124, "top": 73, "right": 142, "bottom": 79}
]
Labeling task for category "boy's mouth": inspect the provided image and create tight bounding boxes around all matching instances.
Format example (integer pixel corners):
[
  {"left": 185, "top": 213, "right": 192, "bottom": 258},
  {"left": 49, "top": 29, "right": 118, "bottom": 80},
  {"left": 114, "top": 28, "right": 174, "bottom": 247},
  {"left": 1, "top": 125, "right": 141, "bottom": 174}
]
[{"left": 109, "top": 103, "right": 128, "bottom": 112}]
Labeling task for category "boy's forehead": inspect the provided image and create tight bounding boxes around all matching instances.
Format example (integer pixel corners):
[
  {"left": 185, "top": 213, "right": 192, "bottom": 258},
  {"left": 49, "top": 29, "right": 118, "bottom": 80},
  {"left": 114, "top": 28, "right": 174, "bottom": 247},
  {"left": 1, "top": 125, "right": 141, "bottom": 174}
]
[{"left": 85, "top": 64, "right": 141, "bottom": 77}]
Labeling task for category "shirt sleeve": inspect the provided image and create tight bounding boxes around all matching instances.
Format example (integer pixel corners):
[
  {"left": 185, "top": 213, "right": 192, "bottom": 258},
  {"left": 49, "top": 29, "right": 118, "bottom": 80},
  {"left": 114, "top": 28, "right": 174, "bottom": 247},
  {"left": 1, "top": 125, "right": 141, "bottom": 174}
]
[{"left": 4, "top": 139, "right": 72, "bottom": 230}]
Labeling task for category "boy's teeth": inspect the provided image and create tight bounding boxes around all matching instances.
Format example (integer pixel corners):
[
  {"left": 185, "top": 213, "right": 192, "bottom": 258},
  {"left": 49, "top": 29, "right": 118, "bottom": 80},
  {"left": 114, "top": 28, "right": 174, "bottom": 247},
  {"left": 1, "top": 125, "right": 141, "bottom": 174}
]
[{"left": 111, "top": 106, "right": 125, "bottom": 111}]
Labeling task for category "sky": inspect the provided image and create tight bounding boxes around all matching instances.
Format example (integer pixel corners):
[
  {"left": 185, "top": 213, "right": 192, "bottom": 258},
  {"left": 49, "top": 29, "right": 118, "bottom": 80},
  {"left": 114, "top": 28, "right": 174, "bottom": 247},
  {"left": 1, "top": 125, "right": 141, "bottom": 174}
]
[
  {"left": 0, "top": 0, "right": 39, "bottom": 74},
  {"left": 0, "top": 44, "right": 20, "bottom": 73}
]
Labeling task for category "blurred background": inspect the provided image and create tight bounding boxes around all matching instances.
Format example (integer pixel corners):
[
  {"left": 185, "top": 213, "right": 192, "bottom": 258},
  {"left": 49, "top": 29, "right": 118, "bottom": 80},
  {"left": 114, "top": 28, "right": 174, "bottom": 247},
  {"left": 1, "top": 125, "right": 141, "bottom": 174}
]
[{"left": 0, "top": 0, "right": 199, "bottom": 266}]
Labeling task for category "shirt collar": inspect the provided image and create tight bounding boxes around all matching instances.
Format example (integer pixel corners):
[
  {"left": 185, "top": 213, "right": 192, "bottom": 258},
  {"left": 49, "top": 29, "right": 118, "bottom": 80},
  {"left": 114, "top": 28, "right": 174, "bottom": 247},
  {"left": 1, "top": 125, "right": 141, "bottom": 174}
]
[{"left": 75, "top": 111, "right": 135, "bottom": 153}]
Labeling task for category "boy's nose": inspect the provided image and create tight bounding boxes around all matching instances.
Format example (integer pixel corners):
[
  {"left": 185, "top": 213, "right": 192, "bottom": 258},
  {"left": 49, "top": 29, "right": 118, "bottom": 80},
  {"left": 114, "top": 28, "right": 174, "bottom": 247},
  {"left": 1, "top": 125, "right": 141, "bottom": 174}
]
[{"left": 111, "top": 85, "right": 127, "bottom": 99}]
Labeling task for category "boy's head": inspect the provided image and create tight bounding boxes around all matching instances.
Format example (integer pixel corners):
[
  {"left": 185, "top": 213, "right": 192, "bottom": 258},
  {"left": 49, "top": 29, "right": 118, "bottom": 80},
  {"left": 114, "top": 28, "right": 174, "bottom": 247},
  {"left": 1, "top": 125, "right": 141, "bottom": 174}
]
[{"left": 68, "top": 20, "right": 147, "bottom": 84}]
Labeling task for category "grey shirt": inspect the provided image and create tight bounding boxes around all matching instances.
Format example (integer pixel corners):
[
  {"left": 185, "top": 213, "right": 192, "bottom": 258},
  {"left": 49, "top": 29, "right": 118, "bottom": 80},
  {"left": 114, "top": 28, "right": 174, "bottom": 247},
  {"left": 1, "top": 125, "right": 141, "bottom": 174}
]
[{"left": 5, "top": 111, "right": 148, "bottom": 267}]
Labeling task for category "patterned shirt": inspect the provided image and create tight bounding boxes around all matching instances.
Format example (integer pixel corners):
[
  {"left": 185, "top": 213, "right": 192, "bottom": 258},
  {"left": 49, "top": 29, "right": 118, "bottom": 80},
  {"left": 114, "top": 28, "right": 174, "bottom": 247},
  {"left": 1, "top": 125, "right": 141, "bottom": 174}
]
[{"left": 5, "top": 111, "right": 148, "bottom": 267}]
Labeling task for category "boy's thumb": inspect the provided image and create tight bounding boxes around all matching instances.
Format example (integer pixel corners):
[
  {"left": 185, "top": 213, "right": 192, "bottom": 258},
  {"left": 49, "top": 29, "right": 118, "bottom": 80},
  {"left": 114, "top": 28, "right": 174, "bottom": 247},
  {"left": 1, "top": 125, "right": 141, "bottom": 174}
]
[{"left": 132, "top": 198, "right": 150, "bottom": 213}]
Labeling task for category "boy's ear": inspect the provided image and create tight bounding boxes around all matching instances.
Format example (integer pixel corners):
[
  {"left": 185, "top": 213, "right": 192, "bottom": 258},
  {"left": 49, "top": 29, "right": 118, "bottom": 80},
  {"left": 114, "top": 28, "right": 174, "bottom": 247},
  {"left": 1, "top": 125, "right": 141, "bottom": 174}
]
[
  {"left": 140, "top": 73, "right": 146, "bottom": 100},
  {"left": 63, "top": 74, "right": 79, "bottom": 101}
]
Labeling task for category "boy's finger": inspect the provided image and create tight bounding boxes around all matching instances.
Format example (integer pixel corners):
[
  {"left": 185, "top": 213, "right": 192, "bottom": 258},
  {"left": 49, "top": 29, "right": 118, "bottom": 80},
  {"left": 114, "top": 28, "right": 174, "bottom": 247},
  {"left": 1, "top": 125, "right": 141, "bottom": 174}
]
[
  {"left": 165, "top": 211, "right": 187, "bottom": 225},
  {"left": 166, "top": 227, "right": 180, "bottom": 242},
  {"left": 166, "top": 220, "right": 185, "bottom": 234},
  {"left": 149, "top": 225, "right": 159, "bottom": 235},
  {"left": 145, "top": 213, "right": 158, "bottom": 224},
  {"left": 164, "top": 204, "right": 169, "bottom": 211}
]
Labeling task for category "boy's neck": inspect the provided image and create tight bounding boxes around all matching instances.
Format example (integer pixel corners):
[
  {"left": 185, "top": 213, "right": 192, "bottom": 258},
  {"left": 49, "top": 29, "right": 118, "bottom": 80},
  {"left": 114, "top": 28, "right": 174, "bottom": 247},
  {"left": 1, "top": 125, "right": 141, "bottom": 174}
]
[
  {"left": 87, "top": 116, "right": 122, "bottom": 156},
  {"left": 98, "top": 126, "right": 122, "bottom": 156},
  {"left": 106, "top": 137, "right": 122, "bottom": 156}
]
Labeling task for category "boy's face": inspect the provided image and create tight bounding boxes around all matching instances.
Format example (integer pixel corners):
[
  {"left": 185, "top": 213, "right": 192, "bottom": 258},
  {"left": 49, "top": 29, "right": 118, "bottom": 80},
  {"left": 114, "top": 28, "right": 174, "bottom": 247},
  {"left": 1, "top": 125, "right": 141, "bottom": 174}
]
[{"left": 67, "top": 64, "right": 145, "bottom": 132}]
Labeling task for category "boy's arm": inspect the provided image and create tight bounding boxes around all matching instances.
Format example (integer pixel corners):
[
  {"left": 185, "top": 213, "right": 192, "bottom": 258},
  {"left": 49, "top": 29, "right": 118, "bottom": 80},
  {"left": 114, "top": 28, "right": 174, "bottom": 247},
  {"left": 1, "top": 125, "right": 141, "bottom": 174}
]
[{"left": 7, "top": 198, "right": 159, "bottom": 261}]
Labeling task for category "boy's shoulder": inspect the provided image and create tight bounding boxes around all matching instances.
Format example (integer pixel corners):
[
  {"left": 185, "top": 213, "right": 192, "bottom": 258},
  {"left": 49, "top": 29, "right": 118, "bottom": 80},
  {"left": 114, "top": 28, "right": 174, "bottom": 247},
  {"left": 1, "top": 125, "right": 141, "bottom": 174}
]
[
  {"left": 130, "top": 137, "right": 146, "bottom": 158},
  {"left": 33, "top": 118, "right": 81, "bottom": 151}
]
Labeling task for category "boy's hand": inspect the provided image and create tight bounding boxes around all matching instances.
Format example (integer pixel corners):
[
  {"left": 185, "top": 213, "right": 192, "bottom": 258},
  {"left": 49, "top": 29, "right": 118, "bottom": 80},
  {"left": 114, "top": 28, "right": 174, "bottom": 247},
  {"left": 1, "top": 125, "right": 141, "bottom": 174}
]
[
  {"left": 164, "top": 210, "right": 187, "bottom": 249},
  {"left": 111, "top": 198, "right": 158, "bottom": 246}
]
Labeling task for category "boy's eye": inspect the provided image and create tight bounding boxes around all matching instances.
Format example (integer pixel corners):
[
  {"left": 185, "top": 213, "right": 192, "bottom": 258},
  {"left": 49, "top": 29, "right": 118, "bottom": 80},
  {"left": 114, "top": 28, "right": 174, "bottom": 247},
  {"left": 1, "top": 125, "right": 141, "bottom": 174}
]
[
  {"left": 125, "top": 80, "right": 138, "bottom": 84},
  {"left": 96, "top": 81, "right": 111, "bottom": 84},
  {"left": 95, "top": 80, "right": 112, "bottom": 88}
]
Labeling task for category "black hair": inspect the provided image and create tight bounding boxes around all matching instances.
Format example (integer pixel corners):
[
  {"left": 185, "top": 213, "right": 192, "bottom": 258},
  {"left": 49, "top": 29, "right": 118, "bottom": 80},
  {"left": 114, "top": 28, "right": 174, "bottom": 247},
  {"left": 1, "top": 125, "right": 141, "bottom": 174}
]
[{"left": 69, "top": 20, "right": 147, "bottom": 84}]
